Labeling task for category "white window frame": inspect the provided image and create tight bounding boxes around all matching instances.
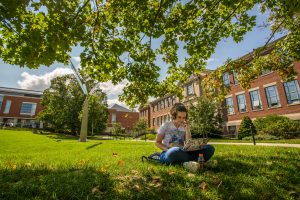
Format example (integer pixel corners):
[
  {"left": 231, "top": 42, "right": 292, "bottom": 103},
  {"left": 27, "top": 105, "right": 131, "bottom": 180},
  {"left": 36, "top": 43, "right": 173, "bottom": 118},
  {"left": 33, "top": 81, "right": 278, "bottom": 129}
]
[
  {"left": 3, "top": 100, "right": 11, "bottom": 114},
  {"left": 237, "top": 94, "right": 247, "bottom": 112},
  {"left": 284, "top": 80, "right": 300, "bottom": 104},
  {"left": 225, "top": 97, "right": 235, "bottom": 115},
  {"left": 265, "top": 85, "right": 281, "bottom": 108},
  {"left": 187, "top": 83, "right": 193, "bottom": 96},
  {"left": 223, "top": 72, "right": 230, "bottom": 86},
  {"left": 20, "top": 102, "right": 37, "bottom": 116},
  {"left": 250, "top": 90, "right": 263, "bottom": 110}
]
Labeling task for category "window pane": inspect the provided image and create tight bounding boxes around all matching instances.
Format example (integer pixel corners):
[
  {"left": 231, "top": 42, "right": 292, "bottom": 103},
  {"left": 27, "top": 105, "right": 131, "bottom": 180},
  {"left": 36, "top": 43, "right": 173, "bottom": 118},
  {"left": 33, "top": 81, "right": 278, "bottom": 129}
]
[
  {"left": 250, "top": 90, "right": 262, "bottom": 110},
  {"left": 225, "top": 97, "right": 234, "bottom": 114},
  {"left": 20, "top": 103, "right": 37, "bottom": 115},
  {"left": 284, "top": 80, "right": 300, "bottom": 104},
  {"left": 223, "top": 72, "right": 230, "bottom": 86},
  {"left": 4, "top": 100, "right": 11, "bottom": 114},
  {"left": 233, "top": 71, "right": 238, "bottom": 85},
  {"left": 265, "top": 85, "right": 280, "bottom": 107},
  {"left": 187, "top": 84, "right": 193, "bottom": 95},
  {"left": 0, "top": 95, "right": 3, "bottom": 111},
  {"left": 237, "top": 94, "right": 247, "bottom": 112}
]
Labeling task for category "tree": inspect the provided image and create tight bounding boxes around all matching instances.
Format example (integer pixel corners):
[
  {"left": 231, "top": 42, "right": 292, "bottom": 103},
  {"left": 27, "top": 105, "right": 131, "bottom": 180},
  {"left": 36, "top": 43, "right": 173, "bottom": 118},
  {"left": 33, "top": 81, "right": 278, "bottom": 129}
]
[
  {"left": 238, "top": 116, "right": 256, "bottom": 140},
  {"left": 111, "top": 123, "right": 125, "bottom": 136},
  {"left": 189, "top": 97, "right": 224, "bottom": 138},
  {"left": 133, "top": 119, "right": 148, "bottom": 137},
  {"left": 38, "top": 74, "right": 108, "bottom": 135},
  {"left": 1, "top": 1, "right": 299, "bottom": 107},
  {"left": 82, "top": 91, "right": 109, "bottom": 135}
]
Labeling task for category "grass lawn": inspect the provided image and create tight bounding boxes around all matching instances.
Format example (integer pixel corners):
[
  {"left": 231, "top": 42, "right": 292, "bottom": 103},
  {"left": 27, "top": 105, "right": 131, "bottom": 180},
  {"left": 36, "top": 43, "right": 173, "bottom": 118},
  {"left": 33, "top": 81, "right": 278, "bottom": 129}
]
[{"left": 1, "top": 130, "right": 299, "bottom": 200}]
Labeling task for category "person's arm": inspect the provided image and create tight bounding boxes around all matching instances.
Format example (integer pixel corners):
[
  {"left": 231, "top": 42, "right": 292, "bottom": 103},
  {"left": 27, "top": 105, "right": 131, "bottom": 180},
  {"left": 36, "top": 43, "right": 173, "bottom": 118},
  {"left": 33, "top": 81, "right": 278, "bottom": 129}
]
[{"left": 155, "top": 134, "right": 168, "bottom": 151}]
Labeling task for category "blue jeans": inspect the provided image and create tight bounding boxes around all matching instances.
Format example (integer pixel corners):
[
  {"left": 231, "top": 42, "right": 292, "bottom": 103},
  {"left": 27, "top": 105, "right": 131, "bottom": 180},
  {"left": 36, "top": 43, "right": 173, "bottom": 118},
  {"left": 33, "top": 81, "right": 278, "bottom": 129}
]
[{"left": 160, "top": 144, "right": 215, "bottom": 164}]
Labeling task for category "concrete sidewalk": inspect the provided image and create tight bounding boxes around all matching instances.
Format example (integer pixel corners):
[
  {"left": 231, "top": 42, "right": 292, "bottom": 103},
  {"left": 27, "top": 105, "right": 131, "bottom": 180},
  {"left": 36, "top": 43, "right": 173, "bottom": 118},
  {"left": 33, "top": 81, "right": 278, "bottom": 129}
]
[
  {"left": 209, "top": 142, "right": 300, "bottom": 148},
  {"left": 135, "top": 139, "right": 300, "bottom": 148}
]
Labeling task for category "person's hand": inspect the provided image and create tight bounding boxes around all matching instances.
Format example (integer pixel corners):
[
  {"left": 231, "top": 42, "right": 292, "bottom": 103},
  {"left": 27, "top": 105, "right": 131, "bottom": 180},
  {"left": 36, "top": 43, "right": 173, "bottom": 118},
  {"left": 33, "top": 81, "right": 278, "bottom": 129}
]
[{"left": 183, "top": 121, "right": 190, "bottom": 129}]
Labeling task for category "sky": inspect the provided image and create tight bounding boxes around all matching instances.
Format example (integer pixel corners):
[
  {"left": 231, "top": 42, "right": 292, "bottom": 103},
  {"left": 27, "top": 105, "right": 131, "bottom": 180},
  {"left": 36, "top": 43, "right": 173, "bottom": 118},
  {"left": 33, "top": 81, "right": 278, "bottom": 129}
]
[{"left": 0, "top": 5, "right": 284, "bottom": 109}]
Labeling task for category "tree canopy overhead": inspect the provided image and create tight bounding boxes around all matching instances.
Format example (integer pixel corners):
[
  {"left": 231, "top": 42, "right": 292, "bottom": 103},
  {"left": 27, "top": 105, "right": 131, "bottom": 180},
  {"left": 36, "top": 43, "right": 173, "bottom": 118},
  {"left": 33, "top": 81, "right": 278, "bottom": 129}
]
[{"left": 0, "top": 0, "right": 299, "bottom": 107}]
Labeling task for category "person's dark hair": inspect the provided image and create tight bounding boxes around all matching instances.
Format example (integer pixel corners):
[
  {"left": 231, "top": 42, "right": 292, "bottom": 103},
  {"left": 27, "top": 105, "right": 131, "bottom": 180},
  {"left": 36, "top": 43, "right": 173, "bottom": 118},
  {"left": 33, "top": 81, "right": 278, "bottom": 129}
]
[{"left": 170, "top": 103, "right": 188, "bottom": 120}]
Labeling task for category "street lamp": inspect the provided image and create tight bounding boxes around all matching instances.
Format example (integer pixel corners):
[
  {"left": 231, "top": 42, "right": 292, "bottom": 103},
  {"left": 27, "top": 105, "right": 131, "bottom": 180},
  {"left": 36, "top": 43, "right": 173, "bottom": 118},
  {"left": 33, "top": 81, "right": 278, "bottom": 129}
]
[{"left": 70, "top": 60, "right": 100, "bottom": 142}]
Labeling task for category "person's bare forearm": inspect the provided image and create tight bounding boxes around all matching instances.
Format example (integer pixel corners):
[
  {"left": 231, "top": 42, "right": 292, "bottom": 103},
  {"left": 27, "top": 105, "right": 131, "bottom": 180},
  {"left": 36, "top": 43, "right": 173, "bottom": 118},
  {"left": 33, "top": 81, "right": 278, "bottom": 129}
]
[{"left": 155, "top": 142, "right": 168, "bottom": 151}]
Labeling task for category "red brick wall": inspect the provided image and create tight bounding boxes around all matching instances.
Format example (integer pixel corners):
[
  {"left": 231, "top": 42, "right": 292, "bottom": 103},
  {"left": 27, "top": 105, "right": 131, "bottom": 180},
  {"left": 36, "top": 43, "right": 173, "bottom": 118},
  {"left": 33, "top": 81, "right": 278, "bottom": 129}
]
[
  {"left": 227, "top": 61, "right": 300, "bottom": 122},
  {"left": 150, "top": 97, "right": 178, "bottom": 131},
  {"left": 0, "top": 95, "right": 43, "bottom": 118},
  {"left": 108, "top": 109, "right": 139, "bottom": 130}
]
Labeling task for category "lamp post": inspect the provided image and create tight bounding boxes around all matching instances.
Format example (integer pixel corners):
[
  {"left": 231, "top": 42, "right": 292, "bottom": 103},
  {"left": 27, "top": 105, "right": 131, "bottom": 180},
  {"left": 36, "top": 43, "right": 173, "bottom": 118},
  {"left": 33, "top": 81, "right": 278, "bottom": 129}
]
[{"left": 70, "top": 60, "right": 100, "bottom": 142}]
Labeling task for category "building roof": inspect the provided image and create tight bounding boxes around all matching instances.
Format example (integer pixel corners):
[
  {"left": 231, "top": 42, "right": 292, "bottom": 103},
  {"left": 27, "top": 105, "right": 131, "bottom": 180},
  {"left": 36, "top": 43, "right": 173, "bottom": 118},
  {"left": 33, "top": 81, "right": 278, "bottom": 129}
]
[
  {"left": 0, "top": 87, "right": 43, "bottom": 98},
  {"left": 109, "top": 103, "right": 133, "bottom": 112}
]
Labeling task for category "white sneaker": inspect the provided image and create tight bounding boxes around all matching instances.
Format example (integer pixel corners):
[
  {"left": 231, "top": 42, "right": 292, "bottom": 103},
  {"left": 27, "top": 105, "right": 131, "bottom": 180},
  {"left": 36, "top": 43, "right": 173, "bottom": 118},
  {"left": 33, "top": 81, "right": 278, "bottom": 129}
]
[{"left": 183, "top": 161, "right": 200, "bottom": 173}]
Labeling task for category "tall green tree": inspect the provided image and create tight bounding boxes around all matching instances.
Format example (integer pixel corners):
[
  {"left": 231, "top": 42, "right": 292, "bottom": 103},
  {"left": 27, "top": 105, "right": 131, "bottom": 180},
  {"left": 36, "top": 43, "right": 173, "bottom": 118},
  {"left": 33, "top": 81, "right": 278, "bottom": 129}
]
[
  {"left": 189, "top": 97, "right": 224, "bottom": 138},
  {"left": 38, "top": 74, "right": 108, "bottom": 135},
  {"left": 0, "top": 0, "right": 299, "bottom": 106},
  {"left": 133, "top": 119, "right": 148, "bottom": 136}
]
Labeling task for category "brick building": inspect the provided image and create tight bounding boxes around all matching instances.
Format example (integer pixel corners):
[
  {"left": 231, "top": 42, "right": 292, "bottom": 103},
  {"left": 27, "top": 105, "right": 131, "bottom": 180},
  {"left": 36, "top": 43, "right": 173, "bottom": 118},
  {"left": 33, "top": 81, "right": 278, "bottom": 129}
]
[
  {"left": 0, "top": 87, "right": 43, "bottom": 128},
  {"left": 139, "top": 70, "right": 212, "bottom": 131},
  {"left": 108, "top": 104, "right": 139, "bottom": 131},
  {"left": 139, "top": 41, "right": 300, "bottom": 137},
  {"left": 224, "top": 61, "right": 300, "bottom": 135}
]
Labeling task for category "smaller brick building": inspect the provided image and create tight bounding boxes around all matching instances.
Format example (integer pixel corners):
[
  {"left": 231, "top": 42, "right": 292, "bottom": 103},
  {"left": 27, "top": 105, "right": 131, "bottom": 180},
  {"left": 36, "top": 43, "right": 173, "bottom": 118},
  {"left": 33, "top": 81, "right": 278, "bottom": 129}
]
[
  {"left": 0, "top": 87, "right": 43, "bottom": 128},
  {"left": 107, "top": 104, "right": 139, "bottom": 131}
]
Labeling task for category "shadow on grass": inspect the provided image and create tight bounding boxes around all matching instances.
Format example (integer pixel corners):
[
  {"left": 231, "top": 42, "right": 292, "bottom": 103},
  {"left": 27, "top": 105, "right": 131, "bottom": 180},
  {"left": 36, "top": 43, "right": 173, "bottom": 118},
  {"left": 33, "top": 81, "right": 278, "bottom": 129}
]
[
  {"left": 1, "top": 154, "right": 299, "bottom": 200},
  {"left": 86, "top": 142, "right": 103, "bottom": 150},
  {"left": 0, "top": 166, "right": 203, "bottom": 200}
]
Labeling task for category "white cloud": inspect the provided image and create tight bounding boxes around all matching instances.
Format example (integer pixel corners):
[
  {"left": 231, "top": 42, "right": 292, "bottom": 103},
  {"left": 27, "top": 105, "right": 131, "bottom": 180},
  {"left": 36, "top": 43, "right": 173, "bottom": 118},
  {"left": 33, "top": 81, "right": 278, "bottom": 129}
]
[
  {"left": 206, "top": 58, "right": 218, "bottom": 64},
  {"left": 72, "top": 56, "right": 81, "bottom": 62},
  {"left": 17, "top": 69, "right": 135, "bottom": 109},
  {"left": 17, "top": 68, "right": 74, "bottom": 91},
  {"left": 99, "top": 80, "right": 128, "bottom": 106}
]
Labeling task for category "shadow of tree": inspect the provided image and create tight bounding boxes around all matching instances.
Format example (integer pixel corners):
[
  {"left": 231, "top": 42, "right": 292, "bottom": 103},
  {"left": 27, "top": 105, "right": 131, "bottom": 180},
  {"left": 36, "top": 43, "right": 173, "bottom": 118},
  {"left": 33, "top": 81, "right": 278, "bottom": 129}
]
[{"left": 86, "top": 142, "right": 103, "bottom": 150}]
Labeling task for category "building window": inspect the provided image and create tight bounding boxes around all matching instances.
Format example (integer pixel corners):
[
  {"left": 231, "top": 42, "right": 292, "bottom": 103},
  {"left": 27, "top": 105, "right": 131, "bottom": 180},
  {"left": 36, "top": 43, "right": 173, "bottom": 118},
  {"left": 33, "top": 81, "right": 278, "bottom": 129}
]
[
  {"left": 112, "top": 113, "right": 116, "bottom": 123},
  {"left": 225, "top": 97, "right": 234, "bottom": 115},
  {"left": 153, "top": 118, "right": 155, "bottom": 126},
  {"left": 250, "top": 90, "right": 262, "bottom": 110},
  {"left": 164, "top": 115, "right": 167, "bottom": 123},
  {"left": 237, "top": 94, "right": 247, "bottom": 112},
  {"left": 233, "top": 71, "right": 238, "bottom": 85},
  {"left": 156, "top": 117, "right": 159, "bottom": 126},
  {"left": 284, "top": 80, "right": 300, "bottom": 104},
  {"left": 163, "top": 99, "right": 166, "bottom": 109},
  {"left": 228, "top": 126, "right": 237, "bottom": 137},
  {"left": 187, "top": 83, "right": 193, "bottom": 96},
  {"left": 20, "top": 102, "right": 37, "bottom": 115},
  {"left": 0, "top": 95, "right": 3, "bottom": 111},
  {"left": 156, "top": 103, "right": 159, "bottom": 111},
  {"left": 3, "top": 100, "right": 11, "bottom": 114},
  {"left": 161, "top": 116, "right": 163, "bottom": 124},
  {"left": 265, "top": 85, "right": 280, "bottom": 107},
  {"left": 223, "top": 72, "right": 230, "bottom": 86},
  {"left": 167, "top": 97, "right": 170, "bottom": 107}
]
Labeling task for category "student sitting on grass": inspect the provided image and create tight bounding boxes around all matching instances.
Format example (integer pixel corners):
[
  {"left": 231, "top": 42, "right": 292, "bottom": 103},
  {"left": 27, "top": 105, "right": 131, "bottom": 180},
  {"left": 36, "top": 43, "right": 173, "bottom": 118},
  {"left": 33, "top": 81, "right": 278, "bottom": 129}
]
[{"left": 155, "top": 103, "right": 215, "bottom": 171}]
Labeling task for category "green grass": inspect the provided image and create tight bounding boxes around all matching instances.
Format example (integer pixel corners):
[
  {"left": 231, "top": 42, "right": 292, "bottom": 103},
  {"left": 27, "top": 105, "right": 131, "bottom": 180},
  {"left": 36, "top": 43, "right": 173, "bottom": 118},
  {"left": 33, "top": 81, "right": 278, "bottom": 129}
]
[{"left": 1, "top": 130, "right": 299, "bottom": 200}]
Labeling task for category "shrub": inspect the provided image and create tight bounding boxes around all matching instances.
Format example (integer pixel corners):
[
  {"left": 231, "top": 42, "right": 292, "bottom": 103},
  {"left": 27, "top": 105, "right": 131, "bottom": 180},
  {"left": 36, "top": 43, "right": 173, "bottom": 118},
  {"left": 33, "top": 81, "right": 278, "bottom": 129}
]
[
  {"left": 238, "top": 116, "right": 256, "bottom": 140},
  {"left": 254, "top": 115, "right": 300, "bottom": 139}
]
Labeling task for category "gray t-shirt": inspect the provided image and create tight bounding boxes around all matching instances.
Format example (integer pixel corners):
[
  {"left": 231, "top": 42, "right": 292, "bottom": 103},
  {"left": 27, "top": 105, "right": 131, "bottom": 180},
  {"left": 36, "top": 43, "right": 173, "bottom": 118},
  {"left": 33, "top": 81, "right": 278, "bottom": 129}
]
[{"left": 157, "top": 121, "right": 186, "bottom": 148}]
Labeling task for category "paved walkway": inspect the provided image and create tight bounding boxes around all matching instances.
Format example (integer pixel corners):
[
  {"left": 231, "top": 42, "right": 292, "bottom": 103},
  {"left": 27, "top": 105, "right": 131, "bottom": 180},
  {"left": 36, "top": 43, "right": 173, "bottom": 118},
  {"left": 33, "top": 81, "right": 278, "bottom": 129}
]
[
  {"left": 135, "top": 139, "right": 300, "bottom": 148},
  {"left": 209, "top": 142, "right": 300, "bottom": 148}
]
